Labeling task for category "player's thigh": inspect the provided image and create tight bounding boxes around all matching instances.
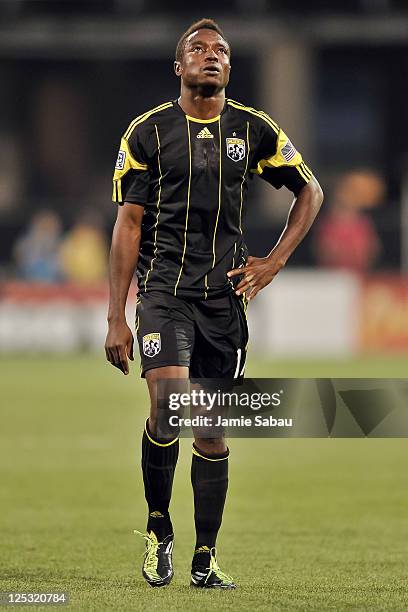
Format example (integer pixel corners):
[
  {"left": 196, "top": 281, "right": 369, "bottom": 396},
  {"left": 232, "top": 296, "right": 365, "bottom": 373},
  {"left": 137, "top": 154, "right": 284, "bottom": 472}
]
[
  {"left": 191, "top": 293, "right": 249, "bottom": 380},
  {"left": 136, "top": 291, "right": 194, "bottom": 378}
]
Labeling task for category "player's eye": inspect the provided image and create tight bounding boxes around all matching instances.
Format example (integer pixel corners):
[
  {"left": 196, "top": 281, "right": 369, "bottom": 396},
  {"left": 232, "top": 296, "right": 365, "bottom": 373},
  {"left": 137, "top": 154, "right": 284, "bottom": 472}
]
[
  {"left": 218, "top": 48, "right": 227, "bottom": 54},
  {"left": 192, "top": 45, "right": 203, "bottom": 52}
]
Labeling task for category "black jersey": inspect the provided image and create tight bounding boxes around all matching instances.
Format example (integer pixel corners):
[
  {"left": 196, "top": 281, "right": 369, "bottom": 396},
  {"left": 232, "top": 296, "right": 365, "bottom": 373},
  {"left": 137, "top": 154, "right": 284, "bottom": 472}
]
[{"left": 112, "top": 99, "right": 312, "bottom": 299}]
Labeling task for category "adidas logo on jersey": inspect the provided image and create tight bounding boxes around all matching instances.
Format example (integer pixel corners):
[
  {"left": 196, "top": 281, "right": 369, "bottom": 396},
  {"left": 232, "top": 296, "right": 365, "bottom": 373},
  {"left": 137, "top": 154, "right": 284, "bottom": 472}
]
[{"left": 197, "top": 127, "right": 214, "bottom": 139}]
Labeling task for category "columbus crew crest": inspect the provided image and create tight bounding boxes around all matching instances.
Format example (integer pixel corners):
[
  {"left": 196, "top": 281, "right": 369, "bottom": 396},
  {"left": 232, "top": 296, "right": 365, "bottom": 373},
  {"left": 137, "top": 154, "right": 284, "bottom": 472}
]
[
  {"left": 143, "top": 333, "right": 161, "bottom": 358},
  {"left": 226, "top": 137, "right": 246, "bottom": 162}
]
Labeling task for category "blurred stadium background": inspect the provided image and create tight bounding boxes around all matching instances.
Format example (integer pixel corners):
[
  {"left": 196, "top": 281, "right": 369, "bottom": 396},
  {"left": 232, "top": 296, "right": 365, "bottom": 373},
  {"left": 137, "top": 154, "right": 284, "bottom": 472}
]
[
  {"left": 1, "top": 0, "right": 408, "bottom": 362},
  {"left": 1, "top": 3, "right": 408, "bottom": 610}
]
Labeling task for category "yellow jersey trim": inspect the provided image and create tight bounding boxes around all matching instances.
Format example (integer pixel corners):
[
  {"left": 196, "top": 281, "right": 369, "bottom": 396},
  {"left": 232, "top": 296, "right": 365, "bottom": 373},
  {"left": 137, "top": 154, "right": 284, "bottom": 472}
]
[
  {"left": 186, "top": 114, "right": 220, "bottom": 124},
  {"left": 124, "top": 101, "right": 173, "bottom": 140},
  {"left": 226, "top": 99, "right": 279, "bottom": 134},
  {"left": 211, "top": 118, "right": 223, "bottom": 269},
  {"left": 295, "top": 162, "right": 312, "bottom": 183},
  {"left": 174, "top": 117, "right": 192, "bottom": 296},
  {"left": 144, "top": 124, "right": 162, "bottom": 290},
  {"left": 239, "top": 121, "right": 250, "bottom": 234},
  {"left": 251, "top": 128, "right": 303, "bottom": 175},
  {"left": 301, "top": 162, "right": 313, "bottom": 179},
  {"left": 113, "top": 134, "right": 149, "bottom": 202},
  {"left": 296, "top": 165, "right": 309, "bottom": 183}
]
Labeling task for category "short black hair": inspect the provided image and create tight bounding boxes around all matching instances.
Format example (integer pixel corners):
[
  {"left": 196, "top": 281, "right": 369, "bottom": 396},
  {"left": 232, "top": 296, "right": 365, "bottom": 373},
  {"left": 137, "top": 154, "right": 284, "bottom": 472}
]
[{"left": 175, "top": 18, "right": 228, "bottom": 62}]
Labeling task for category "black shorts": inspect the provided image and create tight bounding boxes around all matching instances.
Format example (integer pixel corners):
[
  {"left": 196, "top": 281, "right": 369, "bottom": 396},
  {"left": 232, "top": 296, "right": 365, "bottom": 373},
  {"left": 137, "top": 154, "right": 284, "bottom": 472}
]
[{"left": 135, "top": 290, "right": 249, "bottom": 380}]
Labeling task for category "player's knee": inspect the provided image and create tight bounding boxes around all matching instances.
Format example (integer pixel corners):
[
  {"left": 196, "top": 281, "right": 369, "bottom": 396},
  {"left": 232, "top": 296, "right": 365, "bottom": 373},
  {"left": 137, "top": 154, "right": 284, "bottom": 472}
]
[
  {"left": 148, "top": 414, "right": 158, "bottom": 436},
  {"left": 194, "top": 436, "right": 227, "bottom": 455}
]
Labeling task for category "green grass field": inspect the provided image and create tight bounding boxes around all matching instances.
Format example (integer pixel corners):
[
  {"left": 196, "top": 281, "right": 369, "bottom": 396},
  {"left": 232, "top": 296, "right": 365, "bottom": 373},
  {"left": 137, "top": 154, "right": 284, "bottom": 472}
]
[{"left": 1, "top": 354, "right": 408, "bottom": 611}]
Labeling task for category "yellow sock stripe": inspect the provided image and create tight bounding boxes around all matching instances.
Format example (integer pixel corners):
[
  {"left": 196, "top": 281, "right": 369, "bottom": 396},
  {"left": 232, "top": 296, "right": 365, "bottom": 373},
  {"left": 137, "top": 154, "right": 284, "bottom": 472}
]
[
  {"left": 192, "top": 445, "right": 229, "bottom": 461},
  {"left": 227, "top": 99, "right": 279, "bottom": 134},
  {"left": 296, "top": 164, "right": 310, "bottom": 183},
  {"left": 174, "top": 117, "right": 192, "bottom": 296},
  {"left": 124, "top": 101, "right": 173, "bottom": 139},
  {"left": 145, "top": 423, "right": 179, "bottom": 447},
  {"left": 239, "top": 121, "right": 250, "bottom": 234},
  {"left": 145, "top": 124, "right": 162, "bottom": 291},
  {"left": 211, "top": 118, "right": 222, "bottom": 269}
]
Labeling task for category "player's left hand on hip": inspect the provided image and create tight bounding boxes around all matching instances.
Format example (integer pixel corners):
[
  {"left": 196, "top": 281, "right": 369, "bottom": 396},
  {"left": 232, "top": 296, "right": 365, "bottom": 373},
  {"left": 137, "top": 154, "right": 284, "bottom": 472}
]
[{"left": 227, "top": 255, "right": 284, "bottom": 301}]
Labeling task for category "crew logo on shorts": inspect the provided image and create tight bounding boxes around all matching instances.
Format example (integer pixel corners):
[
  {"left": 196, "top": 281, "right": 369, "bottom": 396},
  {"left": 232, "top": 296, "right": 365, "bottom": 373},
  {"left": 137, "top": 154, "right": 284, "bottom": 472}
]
[{"left": 143, "top": 332, "right": 161, "bottom": 358}]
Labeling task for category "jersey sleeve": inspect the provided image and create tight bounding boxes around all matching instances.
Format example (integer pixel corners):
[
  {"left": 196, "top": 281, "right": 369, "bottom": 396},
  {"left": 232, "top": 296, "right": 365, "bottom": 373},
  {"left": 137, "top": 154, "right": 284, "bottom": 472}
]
[
  {"left": 251, "top": 118, "right": 313, "bottom": 196},
  {"left": 112, "top": 125, "right": 150, "bottom": 206}
]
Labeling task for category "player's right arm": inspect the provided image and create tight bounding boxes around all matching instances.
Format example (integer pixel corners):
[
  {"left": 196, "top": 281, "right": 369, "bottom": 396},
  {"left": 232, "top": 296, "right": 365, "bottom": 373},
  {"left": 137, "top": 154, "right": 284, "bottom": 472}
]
[
  {"left": 106, "top": 121, "right": 151, "bottom": 374},
  {"left": 105, "top": 203, "right": 144, "bottom": 375}
]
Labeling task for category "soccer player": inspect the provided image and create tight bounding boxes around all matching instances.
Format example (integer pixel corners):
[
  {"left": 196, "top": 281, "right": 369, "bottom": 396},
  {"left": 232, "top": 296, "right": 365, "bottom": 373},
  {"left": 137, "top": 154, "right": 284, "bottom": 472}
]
[{"left": 105, "top": 18, "right": 323, "bottom": 589}]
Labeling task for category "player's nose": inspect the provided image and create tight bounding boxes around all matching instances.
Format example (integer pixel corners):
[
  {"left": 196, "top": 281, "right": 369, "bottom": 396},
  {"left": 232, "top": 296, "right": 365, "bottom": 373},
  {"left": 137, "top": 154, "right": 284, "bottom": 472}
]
[{"left": 204, "top": 48, "right": 218, "bottom": 61}]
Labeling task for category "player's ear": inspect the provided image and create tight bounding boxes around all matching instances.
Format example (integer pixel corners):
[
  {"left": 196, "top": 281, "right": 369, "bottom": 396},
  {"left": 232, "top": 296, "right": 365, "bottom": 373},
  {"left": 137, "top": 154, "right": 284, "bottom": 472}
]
[{"left": 174, "top": 61, "right": 182, "bottom": 76}]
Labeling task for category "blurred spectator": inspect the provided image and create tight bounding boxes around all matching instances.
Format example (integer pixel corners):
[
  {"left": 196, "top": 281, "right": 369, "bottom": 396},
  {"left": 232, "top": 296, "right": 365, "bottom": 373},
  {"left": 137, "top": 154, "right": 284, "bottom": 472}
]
[
  {"left": 59, "top": 211, "right": 108, "bottom": 283},
  {"left": 13, "top": 210, "right": 63, "bottom": 282},
  {"left": 31, "top": 78, "right": 91, "bottom": 201},
  {"left": 0, "top": 133, "right": 23, "bottom": 216},
  {"left": 315, "top": 170, "right": 385, "bottom": 273}
]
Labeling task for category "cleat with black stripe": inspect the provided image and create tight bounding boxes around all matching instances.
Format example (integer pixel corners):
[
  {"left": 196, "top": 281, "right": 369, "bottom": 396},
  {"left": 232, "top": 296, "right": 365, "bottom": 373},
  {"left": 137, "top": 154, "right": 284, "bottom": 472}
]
[
  {"left": 135, "top": 530, "right": 174, "bottom": 587},
  {"left": 191, "top": 546, "right": 236, "bottom": 589}
]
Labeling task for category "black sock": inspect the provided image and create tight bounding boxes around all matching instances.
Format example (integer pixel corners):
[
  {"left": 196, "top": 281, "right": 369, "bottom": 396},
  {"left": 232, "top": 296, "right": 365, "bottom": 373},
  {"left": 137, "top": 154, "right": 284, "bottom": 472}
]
[
  {"left": 191, "top": 443, "right": 229, "bottom": 562},
  {"left": 142, "top": 419, "right": 179, "bottom": 541}
]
